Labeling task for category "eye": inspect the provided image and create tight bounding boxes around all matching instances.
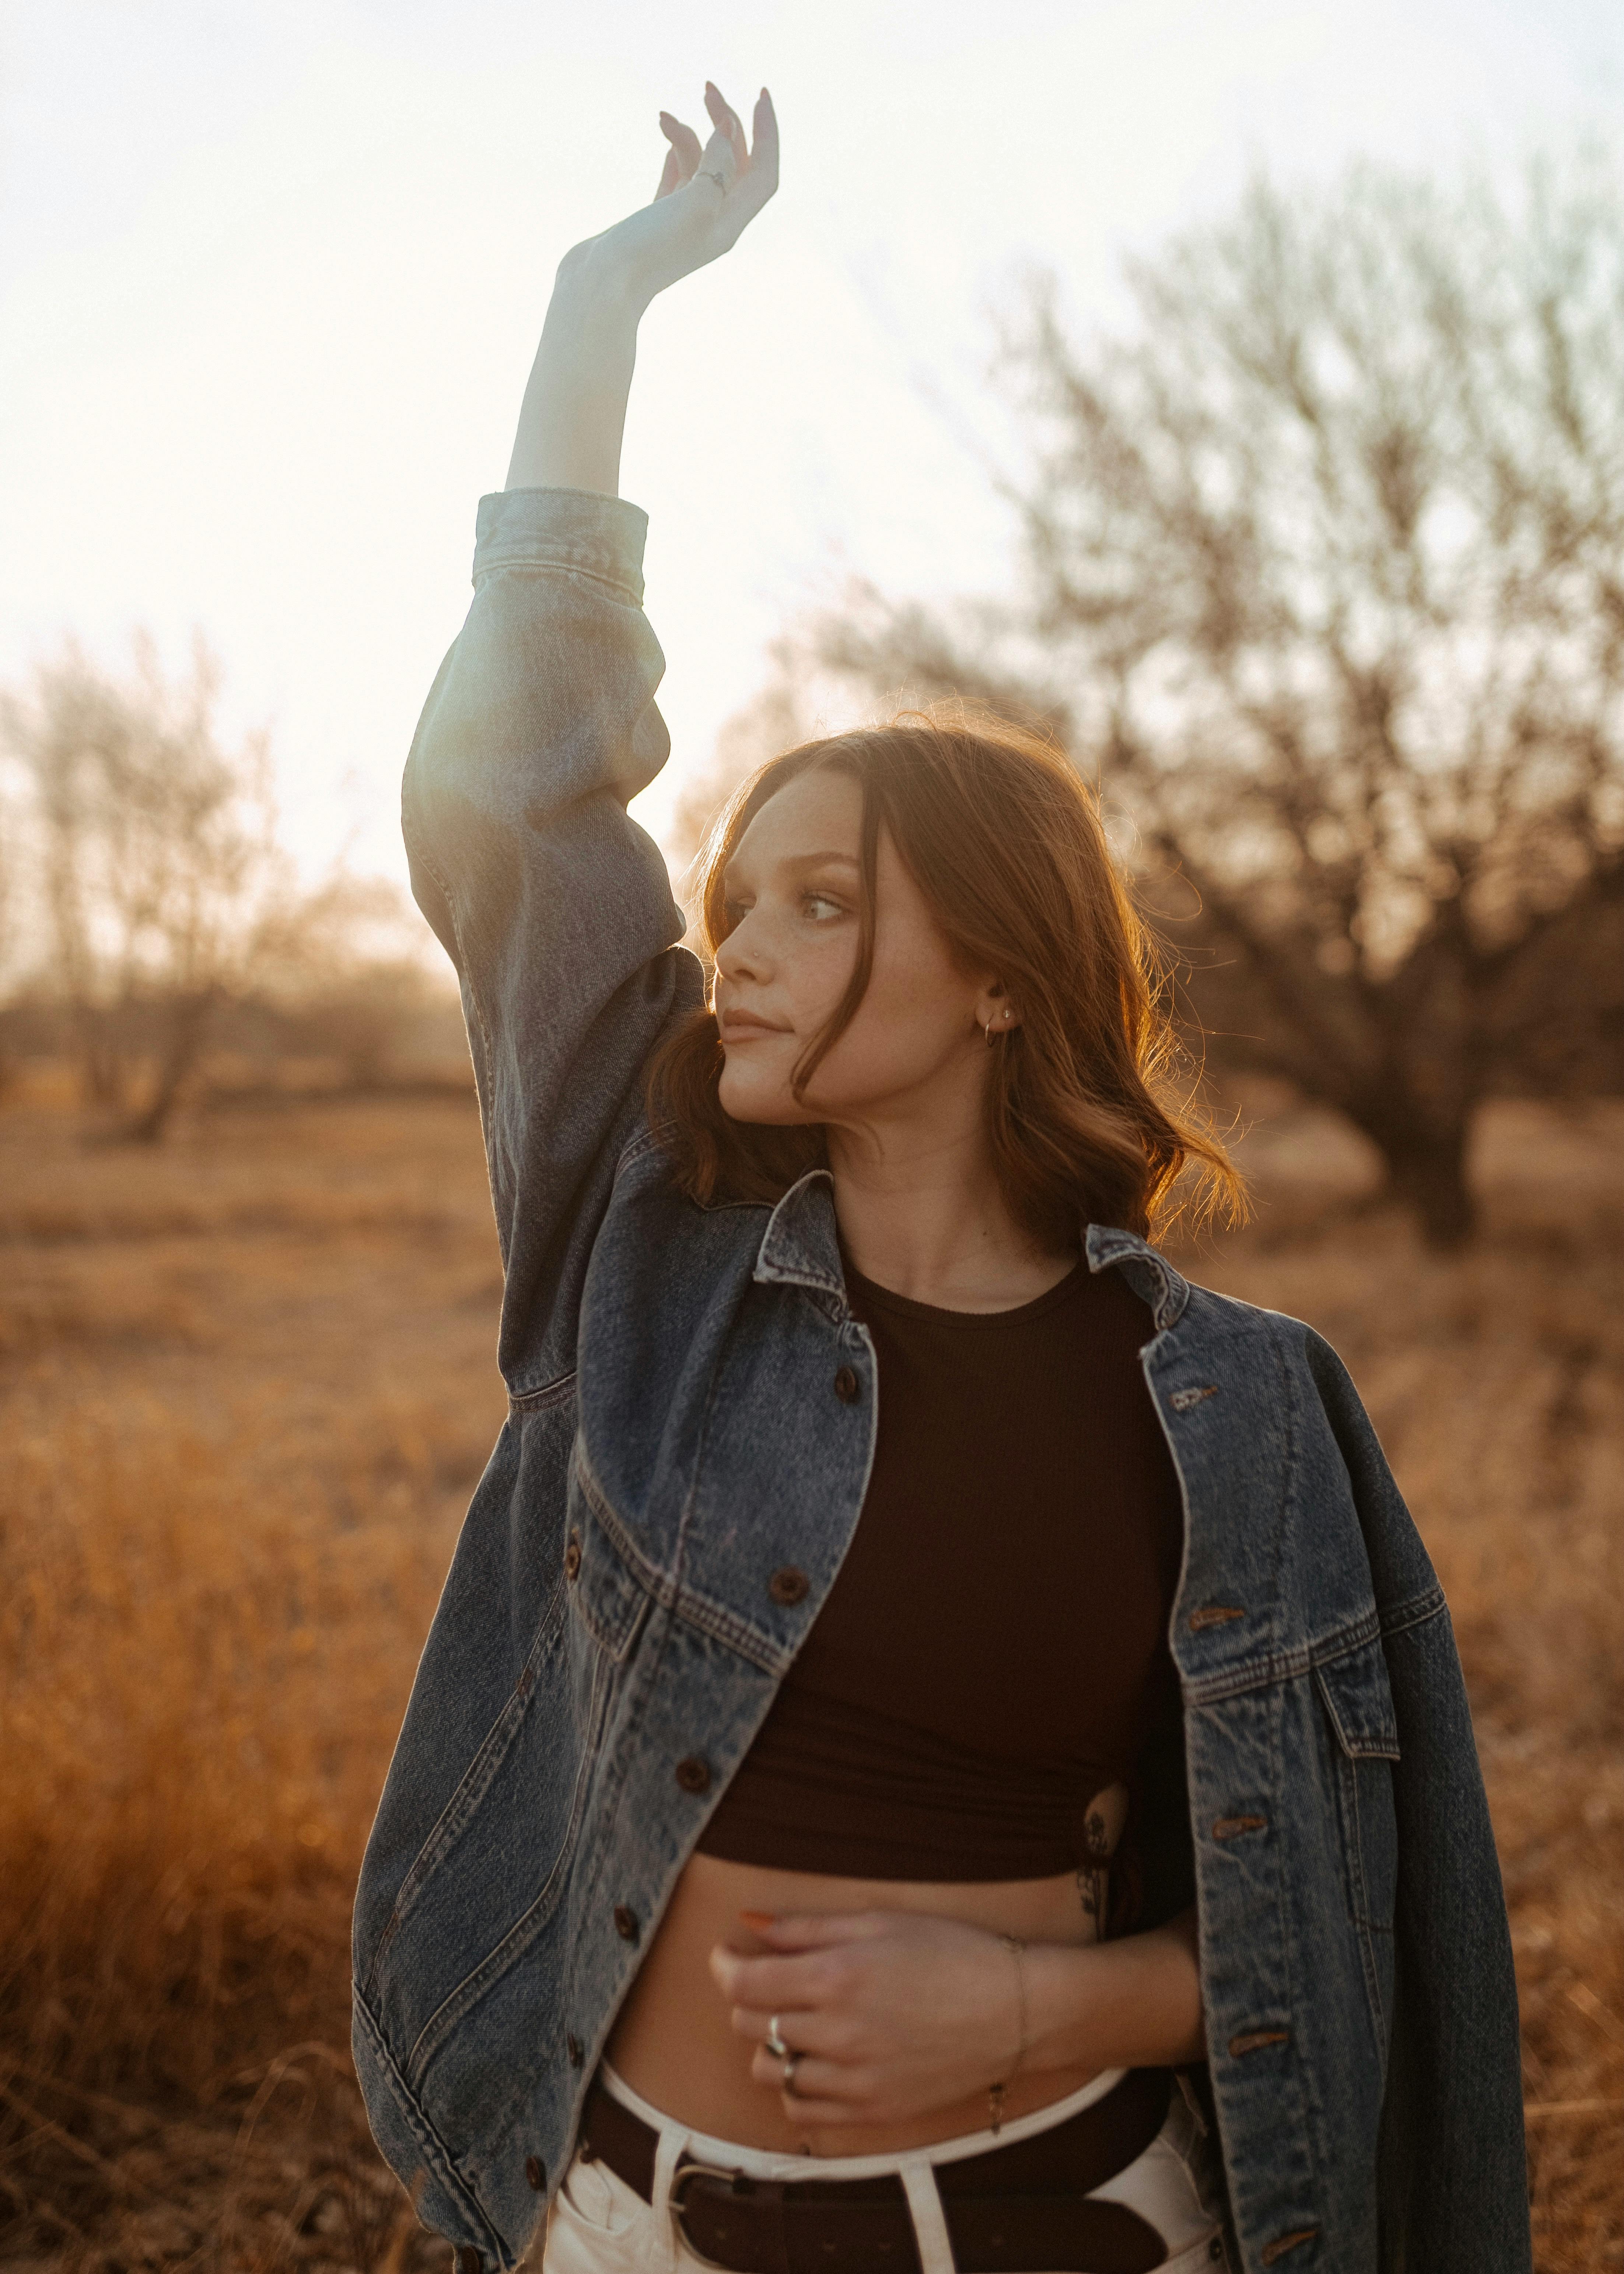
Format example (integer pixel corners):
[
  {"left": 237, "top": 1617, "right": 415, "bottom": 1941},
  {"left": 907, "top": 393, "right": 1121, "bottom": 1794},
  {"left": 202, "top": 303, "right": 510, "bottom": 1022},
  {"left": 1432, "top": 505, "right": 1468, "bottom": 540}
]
[{"left": 802, "top": 891, "right": 848, "bottom": 920}]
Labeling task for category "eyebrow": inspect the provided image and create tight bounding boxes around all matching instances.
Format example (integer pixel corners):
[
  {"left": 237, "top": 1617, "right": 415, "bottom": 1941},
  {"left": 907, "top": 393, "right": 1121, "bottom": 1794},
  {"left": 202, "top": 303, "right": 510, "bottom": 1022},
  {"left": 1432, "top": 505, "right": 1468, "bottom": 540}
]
[{"left": 721, "top": 849, "right": 861, "bottom": 892}]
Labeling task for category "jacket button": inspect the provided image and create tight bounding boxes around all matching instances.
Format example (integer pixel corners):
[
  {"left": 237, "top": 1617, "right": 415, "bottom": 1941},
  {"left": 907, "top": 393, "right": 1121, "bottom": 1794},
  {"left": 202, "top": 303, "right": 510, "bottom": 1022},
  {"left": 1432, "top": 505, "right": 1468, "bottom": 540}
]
[
  {"left": 563, "top": 1532, "right": 582, "bottom": 1582},
  {"left": 525, "top": 2154, "right": 546, "bottom": 2191},
  {"left": 768, "top": 1566, "right": 810, "bottom": 1606},
  {"left": 566, "top": 2033, "right": 584, "bottom": 2066},
  {"left": 675, "top": 1754, "right": 712, "bottom": 1795},
  {"left": 613, "top": 1903, "right": 640, "bottom": 1942},
  {"left": 458, "top": 2250, "right": 482, "bottom": 2274},
  {"left": 833, "top": 1365, "right": 860, "bottom": 1403}
]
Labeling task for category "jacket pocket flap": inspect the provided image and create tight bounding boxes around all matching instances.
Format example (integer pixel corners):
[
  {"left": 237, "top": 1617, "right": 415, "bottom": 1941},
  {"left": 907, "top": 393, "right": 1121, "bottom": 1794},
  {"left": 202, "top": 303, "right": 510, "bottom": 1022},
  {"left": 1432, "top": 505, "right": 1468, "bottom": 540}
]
[{"left": 1314, "top": 1636, "right": 1401, "bottom": 1761}]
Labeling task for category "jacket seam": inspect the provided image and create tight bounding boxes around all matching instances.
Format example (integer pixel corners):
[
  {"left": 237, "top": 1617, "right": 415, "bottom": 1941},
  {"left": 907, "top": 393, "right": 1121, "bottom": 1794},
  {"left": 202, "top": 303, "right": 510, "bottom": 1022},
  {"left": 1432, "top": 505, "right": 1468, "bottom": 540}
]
[
  {"left": 402, "top": 799, "right": 496, "bottom": 1099},
  {"left": 1379, "top": 1583, "right": 1447, "bottom": 1638},
  {"left": 573, "top": 1436, "right": 790, "bottom": 1677},
  {"left": 616, "top": 1125, "right": 668, "bottom": 1174},
  {"left": 352, "top": 1985, "right": 504, "bottom": 2254},
  {"left": 1270, "top": 1634, "right": 1326, "bottom": 2243},
  {"left": 560, "top": 1539, "right": 693, "bottom": 2139},
  {"left": 405, "top": 1644, "right": 613, "bottom": 2086},
  {"left": 474, "top": 556, "right": 643, "bottom": 606},
  {"left": 365, "top": 1572, "right": 571, "bottom": 1986},
  {"left": 1269, "top": 1313, "right": 1305, "bottom": 1667},
  {"left": 1183, "top": 1604, "right": 1386, "bottom": 1705},
  {"left": 510, "top": 1370, "right": 578, "bottom": 1414}
]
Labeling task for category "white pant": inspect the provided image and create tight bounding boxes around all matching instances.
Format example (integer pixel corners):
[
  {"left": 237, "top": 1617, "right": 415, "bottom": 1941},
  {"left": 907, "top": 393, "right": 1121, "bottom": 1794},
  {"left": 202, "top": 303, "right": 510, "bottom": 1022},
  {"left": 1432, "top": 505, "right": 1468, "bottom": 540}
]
[{"left": 541, "top": 2063, "right": 1231, "bottom": 2274}]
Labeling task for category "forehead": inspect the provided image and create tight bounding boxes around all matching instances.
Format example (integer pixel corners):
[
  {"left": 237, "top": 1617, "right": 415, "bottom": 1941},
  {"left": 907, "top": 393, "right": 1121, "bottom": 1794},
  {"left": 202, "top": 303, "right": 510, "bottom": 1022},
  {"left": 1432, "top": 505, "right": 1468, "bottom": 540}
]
[{"left": 729, "top": 766, "right": 862, "bottom": 871}]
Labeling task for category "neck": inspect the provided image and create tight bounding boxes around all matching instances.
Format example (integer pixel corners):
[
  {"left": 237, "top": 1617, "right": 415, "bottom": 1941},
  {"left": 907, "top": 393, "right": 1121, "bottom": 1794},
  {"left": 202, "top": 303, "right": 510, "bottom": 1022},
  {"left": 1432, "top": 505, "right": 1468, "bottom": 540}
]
[{"left": 825, "top": 1119, "right": 1077, "bottom": 1314}]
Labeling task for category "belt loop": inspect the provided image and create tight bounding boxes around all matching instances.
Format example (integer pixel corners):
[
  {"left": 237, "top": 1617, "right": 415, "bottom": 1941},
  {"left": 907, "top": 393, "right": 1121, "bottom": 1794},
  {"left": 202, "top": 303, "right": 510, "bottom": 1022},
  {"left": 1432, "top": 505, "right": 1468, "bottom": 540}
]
[
  {"left": 649, "top": 2125, "right": 687, "bottom": 2274},
  {"left": 900, "top": 2157, "right": 956, "bottom": 2274}
]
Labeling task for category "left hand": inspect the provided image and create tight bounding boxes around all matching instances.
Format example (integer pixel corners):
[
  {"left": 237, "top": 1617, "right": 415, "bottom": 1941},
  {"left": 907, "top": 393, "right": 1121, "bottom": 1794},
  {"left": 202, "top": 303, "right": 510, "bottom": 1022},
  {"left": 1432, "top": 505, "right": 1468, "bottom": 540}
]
[
  {"left": 561, "top": 82, "right": 779, "bottom": 317},
  {"left": 708, "top": 1910, "right": 1026, "bottom": 2128}
]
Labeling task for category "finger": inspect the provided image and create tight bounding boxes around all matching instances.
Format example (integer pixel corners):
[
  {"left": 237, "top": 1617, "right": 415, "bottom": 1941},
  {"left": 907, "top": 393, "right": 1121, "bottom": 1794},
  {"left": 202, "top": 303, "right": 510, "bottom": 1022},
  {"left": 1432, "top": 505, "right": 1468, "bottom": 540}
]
[
  {"left": 747, "top": 87, "right": 779, "bottom": 193},
  {"left": 659, "top": 110, "right": 704, "bottom": 180},
  {"left": 704, "top": 81, "right": 747, "bottom": 171},
  {"left": 738, "top": 1911, "right": 887, "bottom": 1950},
  {"left": 748, "top": 2046, "right": 871, "bottom": 2104},
  {"left": 710, "top": 1947, "right": 833, "bottom": 2010},
  {"left": 689, "top": 117, "right": 738, "bottom": 199},
  {"left": 654, "top": 144, "right": 681, "bottom": 202},
  {"left": 729, "top": 2005, "right": 849, "bottom": 2055},
  {"left": 712, "top": 90, "right": 778, "bottom": 237}
]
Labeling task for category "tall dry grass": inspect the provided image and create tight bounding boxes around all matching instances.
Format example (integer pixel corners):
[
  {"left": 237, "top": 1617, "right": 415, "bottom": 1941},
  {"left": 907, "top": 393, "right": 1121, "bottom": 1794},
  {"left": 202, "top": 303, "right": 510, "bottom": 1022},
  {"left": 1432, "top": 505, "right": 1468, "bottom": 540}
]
[
  {"left": 1, "top": 1081, "right": 502, "bottom": 2268},
  {"left": 0, "top": 1079, "right": 1619, "bottom": 2269}
]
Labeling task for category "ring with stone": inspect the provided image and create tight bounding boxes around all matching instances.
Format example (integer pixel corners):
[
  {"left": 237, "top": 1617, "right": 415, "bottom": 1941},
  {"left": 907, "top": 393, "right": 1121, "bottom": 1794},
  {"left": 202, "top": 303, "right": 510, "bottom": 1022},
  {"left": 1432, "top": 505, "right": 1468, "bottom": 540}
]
[
  {"left": 765, "top": 2015, "right": 789, "bottom": 2060},
  {"left": 781, "top": 2050, "right": 802, "bottom": 2095}
]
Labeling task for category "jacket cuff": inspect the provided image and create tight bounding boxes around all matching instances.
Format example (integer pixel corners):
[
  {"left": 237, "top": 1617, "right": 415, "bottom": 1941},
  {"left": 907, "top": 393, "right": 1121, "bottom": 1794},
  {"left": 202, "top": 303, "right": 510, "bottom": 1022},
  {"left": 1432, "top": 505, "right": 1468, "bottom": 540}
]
[{"left": 472, "top": 487, "right": 650, "bottom": 607}]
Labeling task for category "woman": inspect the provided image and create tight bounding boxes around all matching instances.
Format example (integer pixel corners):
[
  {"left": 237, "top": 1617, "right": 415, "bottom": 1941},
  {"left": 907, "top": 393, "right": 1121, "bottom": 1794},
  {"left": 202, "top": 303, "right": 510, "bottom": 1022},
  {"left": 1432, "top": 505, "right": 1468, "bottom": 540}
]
[{"left": 351, "top": 83, "right": 1531, "bottom": 2274}]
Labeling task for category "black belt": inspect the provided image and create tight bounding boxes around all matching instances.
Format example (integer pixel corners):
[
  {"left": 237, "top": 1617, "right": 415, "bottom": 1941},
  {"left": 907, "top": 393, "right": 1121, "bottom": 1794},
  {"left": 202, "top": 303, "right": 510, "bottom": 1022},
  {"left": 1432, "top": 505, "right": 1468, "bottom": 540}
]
[{"left": 578, "top": 2068, "right": 1175, "bottom": 2274}]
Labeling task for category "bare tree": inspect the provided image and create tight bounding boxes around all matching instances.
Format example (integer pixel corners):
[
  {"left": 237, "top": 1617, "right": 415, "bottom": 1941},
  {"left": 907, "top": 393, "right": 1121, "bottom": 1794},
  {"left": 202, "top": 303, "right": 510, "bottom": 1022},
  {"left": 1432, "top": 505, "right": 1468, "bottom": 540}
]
[
  {"left": 810, "top": 156, "right": 1624, "bottom": 1245},
  {"left": 1, "top": 636, "right": 291, "bottom": 1138}
]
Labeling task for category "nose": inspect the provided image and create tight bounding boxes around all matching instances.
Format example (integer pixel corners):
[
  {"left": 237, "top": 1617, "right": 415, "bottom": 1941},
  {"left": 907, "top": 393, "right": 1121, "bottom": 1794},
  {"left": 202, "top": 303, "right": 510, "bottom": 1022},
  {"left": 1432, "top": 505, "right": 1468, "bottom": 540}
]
[{"left": 714, "top": 910, "right": 769, "bottom": 987}]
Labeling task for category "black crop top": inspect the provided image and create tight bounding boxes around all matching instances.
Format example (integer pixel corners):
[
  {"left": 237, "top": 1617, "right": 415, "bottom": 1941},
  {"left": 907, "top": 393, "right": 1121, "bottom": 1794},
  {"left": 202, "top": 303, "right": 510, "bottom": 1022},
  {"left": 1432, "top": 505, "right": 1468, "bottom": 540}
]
[{"left": 695, "top": 1250, "right": 1185, "bottom": 1884}]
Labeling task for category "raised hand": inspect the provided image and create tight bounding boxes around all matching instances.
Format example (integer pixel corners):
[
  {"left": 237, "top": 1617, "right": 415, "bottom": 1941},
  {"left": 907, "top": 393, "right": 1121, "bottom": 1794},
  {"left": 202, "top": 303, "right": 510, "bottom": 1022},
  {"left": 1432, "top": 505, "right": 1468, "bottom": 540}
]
[{"left": 560, "top": 82, "right": 779, "bottom": 316}]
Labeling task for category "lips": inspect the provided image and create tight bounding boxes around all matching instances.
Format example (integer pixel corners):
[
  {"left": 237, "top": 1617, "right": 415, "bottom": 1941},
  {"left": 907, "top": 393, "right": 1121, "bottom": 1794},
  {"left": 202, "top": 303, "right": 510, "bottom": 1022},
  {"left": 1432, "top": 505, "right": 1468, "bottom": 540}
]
[{"left": 716, "top": 1006, "right": 790, "bottom": 1041}]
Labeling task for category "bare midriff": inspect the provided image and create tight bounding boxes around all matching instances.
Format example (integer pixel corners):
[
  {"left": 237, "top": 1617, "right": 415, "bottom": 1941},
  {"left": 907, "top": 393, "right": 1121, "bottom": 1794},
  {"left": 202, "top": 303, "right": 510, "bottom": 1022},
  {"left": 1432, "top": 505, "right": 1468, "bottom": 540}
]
[{"left": 605, "top": 1846, "right": 1111, "bottom": 2160}]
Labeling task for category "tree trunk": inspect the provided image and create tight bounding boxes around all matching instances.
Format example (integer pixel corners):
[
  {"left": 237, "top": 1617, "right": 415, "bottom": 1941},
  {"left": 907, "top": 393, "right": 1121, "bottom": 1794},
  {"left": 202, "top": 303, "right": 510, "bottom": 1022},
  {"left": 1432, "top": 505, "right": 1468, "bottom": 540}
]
[
  {"left": 126, "top": 991, "right": 217, "bottom": 1144},
  {"left": 1372, "top": 1112, "right": 1476, "bottom": 1249},
  {"left": 74, "top": 1005, "right": 129, "bottom": 1109}
]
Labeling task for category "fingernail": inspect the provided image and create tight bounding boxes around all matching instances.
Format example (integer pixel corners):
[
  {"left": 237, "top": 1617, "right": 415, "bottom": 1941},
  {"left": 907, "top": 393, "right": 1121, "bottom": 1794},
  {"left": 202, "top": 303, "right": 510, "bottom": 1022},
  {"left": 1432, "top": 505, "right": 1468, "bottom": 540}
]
[{"left": 739, "top": 1909, "right": 775, "bottom": 1928}]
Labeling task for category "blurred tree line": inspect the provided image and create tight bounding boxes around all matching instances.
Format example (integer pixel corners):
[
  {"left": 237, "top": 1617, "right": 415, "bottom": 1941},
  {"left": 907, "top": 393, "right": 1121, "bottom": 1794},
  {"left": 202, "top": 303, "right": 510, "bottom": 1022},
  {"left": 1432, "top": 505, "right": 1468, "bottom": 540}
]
[
  {"left": 678, "top": 155, "right": 1624, "bottom": 1247},
  {"left": 0, "top": 636, "right": 463, "bottom": 1138}
]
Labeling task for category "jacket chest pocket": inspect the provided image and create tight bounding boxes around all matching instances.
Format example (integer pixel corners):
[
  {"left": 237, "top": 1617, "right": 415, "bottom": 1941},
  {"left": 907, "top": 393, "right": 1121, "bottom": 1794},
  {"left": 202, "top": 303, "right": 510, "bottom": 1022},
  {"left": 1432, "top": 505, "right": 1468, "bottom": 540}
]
[{"left": 1315, "top": 1636, "right": 1400, "bottom": 2040}]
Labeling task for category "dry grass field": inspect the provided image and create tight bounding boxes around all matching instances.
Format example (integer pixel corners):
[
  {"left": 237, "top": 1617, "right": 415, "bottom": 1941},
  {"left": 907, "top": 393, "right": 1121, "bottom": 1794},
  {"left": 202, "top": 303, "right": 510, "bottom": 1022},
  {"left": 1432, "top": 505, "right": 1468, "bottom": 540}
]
[{"left": 0, "top": 1071, "right": 1620, "bottom": 2272}]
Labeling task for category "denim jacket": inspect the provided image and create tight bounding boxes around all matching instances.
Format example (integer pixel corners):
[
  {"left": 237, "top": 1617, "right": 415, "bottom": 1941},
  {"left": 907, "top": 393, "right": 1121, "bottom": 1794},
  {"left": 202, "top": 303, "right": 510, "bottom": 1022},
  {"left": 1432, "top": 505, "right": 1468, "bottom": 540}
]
[{"left": 352, "top": 487, "right": 1531, "bottom": 2274}]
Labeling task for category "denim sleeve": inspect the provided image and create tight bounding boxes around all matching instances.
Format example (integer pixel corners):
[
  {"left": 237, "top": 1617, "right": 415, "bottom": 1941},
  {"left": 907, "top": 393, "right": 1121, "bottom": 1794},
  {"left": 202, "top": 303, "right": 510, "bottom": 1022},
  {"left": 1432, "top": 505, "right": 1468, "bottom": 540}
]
[
  {"left": 402, "top": 487, "right": 701, "bottom": 1389},
  {"left": 1302, "top": 1331, "right": 1532, "bottom": 2274}
]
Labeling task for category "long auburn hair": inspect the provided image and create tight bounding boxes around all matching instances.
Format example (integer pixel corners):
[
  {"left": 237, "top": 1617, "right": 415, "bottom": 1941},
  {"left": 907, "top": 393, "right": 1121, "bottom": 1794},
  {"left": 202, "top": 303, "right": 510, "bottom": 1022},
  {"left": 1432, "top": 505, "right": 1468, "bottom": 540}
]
[{"left": 645, "top": 702, "right": 1244, "bottom": 1246}]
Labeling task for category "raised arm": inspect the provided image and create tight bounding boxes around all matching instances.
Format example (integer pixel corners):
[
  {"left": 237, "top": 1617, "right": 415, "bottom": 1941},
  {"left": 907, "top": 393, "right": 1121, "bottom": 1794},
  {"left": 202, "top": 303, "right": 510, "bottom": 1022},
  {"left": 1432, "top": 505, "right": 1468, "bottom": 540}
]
[
  {"left": 403, "top": 86, "right": 778, "bottom": 1393},
  {"left": 505, "top": 83, "right": 779, "bottom": 496}
]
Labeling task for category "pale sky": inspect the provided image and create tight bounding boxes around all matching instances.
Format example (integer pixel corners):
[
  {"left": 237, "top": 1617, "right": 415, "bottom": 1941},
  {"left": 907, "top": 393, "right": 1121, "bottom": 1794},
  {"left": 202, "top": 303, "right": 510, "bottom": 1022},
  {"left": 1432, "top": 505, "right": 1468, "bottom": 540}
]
[{"left": 3, "top": 0, "right": 1621, "bottom": 896}]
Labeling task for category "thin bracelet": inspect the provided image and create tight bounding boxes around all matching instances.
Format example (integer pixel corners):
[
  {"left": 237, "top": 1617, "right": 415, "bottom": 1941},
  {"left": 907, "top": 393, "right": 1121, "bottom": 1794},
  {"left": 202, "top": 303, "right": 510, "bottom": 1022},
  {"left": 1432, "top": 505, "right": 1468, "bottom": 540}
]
[{"left": 987, "top": 1934, "right": 1028, "bottom": 2135}]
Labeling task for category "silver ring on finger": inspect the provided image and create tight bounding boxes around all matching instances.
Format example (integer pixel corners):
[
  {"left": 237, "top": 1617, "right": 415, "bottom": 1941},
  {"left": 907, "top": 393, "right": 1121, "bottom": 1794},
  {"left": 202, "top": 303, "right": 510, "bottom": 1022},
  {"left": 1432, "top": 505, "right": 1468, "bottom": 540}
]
[
  {"left": 780, "top": 2050, "right": 802, "bottom": 2096},
  {"left": 765, "top": 2015, "right": 788, "bottom": 2060},
  {"left": 696, "top": 168, "right": 728, "bottom": 194}
]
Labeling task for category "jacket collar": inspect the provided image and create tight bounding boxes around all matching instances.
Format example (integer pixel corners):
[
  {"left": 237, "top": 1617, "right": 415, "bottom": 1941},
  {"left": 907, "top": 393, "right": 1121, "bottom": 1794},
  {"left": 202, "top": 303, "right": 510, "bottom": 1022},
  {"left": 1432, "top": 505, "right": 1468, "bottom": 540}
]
[
  {"left": 752, "top": 1169, "right": 846, "bottom": 1299},
  {"left": 1085, "top": 1222, "right": 1191, "bottom": 1332},
  {"left": 753, "top": 1170, "right": 1191, "bottom": 1333}
]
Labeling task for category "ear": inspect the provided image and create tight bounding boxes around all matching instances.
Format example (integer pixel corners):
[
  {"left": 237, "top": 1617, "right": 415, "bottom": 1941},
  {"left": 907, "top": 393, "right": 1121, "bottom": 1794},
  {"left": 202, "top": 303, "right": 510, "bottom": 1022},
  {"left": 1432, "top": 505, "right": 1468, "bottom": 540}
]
[{"left": 973, "top": 982, "right": 1020, "bottom": 1038}]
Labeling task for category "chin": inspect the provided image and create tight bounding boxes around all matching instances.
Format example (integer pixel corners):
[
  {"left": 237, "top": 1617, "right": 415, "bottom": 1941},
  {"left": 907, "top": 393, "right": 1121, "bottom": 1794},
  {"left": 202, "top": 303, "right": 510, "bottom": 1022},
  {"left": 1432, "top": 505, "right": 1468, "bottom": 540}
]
[{"left": 717, "top": 1066, "right": 805, "bottom": 1127}]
